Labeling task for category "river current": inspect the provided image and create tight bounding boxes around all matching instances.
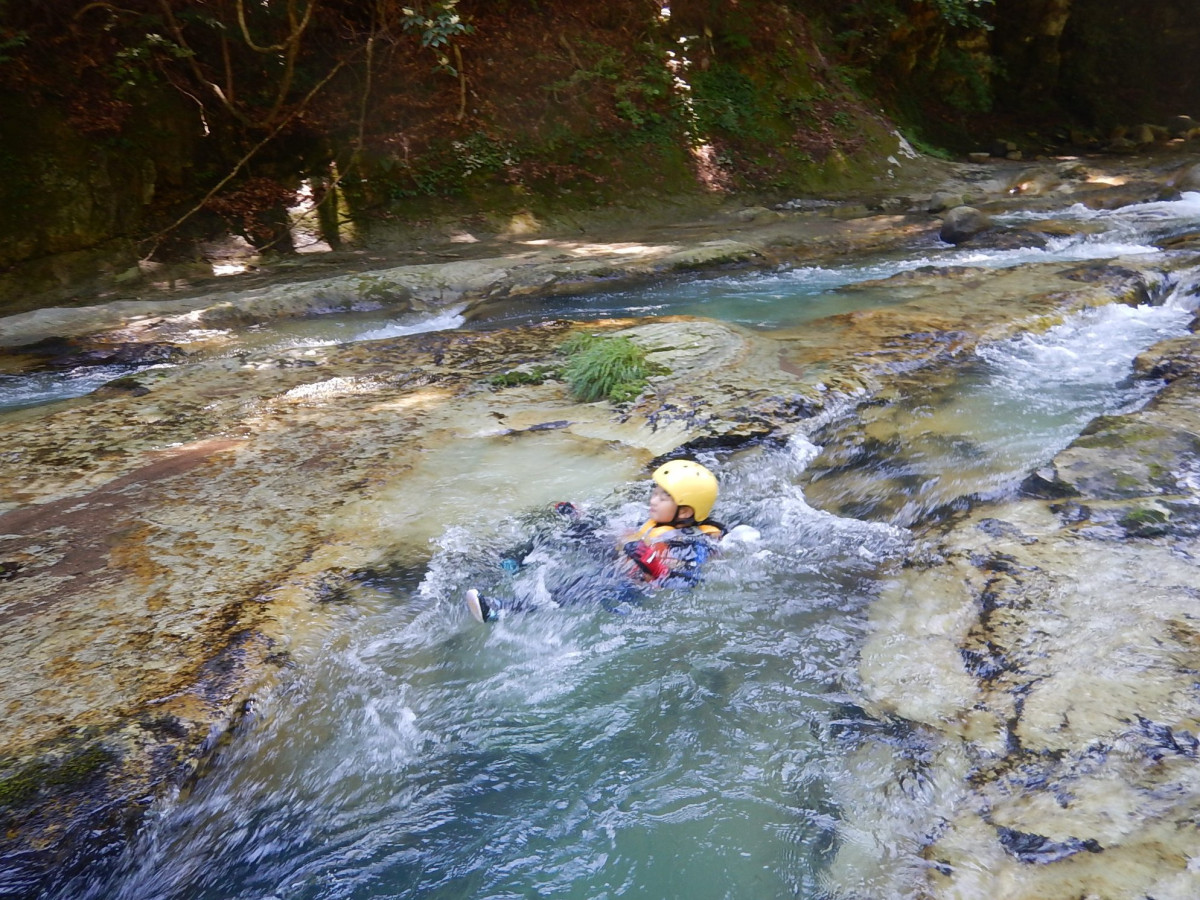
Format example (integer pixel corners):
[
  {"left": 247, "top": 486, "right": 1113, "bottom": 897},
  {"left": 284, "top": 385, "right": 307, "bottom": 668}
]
[{"left": 18, "top": 193, "right": 1200, "bottom": 899}]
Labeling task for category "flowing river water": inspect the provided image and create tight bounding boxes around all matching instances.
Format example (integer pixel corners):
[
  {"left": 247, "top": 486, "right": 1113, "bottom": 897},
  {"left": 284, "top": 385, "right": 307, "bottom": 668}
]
[{"left": 10, "top": 193, "right": 1200, "bottom": 899}]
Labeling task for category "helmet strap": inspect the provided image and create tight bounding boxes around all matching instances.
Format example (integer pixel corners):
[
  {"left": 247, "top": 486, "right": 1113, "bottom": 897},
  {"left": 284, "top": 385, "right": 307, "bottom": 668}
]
[{"left": 672, "top": 506, "right": 697, "bottom": 527}]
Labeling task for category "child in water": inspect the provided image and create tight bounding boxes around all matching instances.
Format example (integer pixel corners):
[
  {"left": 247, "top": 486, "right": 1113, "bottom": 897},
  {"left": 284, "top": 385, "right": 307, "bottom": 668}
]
[{"left": 465, "top": 460, "right": 726, "bottom": 623}]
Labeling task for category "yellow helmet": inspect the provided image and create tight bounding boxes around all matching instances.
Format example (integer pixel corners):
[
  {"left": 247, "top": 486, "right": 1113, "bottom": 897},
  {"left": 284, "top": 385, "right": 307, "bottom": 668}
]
[{"left": 652, "top": 460, "right": 718, "bottom": 520}]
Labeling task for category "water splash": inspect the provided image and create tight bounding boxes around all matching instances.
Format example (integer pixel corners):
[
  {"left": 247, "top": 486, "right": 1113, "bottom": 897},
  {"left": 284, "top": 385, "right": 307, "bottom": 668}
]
[
  {"left": 804, "top": 281, "right": 1198, "bottom": 525},
  {"left": 1002, "top": 190, "right": 1200, "bottom": 227},
  {"left": 0, "top": 364, "right": 167, "bottom": 413},
  {"left": 350, "top": 307, "right": 466, "bottom": 342},
  {"left": 996, "top": 190, "right": 1200, "bottom": 245},
  {"left": 49, "top": 440, "right": 912, "bottom": 900}
]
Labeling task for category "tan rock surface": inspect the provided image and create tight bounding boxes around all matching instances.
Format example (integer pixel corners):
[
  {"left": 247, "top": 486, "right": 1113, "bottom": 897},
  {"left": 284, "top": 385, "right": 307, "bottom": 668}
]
[{"left": 837, "top": 328, "right": 1200, "bottom": 899}]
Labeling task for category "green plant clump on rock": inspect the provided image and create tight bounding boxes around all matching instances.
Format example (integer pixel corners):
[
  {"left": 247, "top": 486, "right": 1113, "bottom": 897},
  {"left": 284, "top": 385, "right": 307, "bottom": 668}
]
[
  {"left": 560, "top": 333, "right": 665, "bottom": 404},
  {"left": 1119, "top": 506, "right": 1171, "bottom": 537}
]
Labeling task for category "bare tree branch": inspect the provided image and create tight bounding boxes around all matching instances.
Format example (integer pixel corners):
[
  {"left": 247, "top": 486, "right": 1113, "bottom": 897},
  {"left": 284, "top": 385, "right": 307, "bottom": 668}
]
[
  {"left": 73, "top": 2, "right": 141, "bottom": 21},
  {"left": 143, "top": 52, "right": 352, "bottom": 261},
  {"left": 235, "top": 0, "right": 318, "bottom": 54},
  {"left": 154, "top": 0, "right": 251, "bottom": 125}
]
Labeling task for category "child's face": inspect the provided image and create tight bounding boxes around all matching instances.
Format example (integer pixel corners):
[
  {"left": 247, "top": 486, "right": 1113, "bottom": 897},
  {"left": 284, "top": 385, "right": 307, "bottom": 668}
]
[{"left": 649, "top": 485, "right": 678, "bottom": 524}]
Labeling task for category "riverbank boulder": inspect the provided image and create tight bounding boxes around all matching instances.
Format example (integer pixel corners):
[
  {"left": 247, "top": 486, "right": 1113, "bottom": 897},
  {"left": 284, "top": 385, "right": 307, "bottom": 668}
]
[
  {"left": 927, "top": 190, "right": 964, "bottom": 213},
  {"left": 1167, "top": 115, "right": 1197, "bottom": 138},
  {"left": 1173, "top": 161, "right": 1200, "bottom": 191},
  {"left": 938, "top": 206, "right": 992, "bottom": 245}
]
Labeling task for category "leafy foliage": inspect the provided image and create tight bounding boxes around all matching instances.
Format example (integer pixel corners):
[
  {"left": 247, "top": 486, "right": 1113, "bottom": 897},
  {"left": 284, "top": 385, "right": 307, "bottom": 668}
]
[
  {"left": 559, "top": 333, "right": 666, "bottom": 404},
  {"left": 690, "top": 65, "right": 764, "bottom": 138},
  {"left": 487, "top": 366, "right": 556, "bottom": 388},
  {"left": 0, "top": 28, "right": 26, "bottom": 63},
  {"left": 613, "top": 56, "right": 674, "bottom": 128},
  {"left": 939, "top": 44, "right": 996, "bottom": 112},
  {"left": 484, "top": 334, "right": 668, "bottom": 405},
  {"left": 929, "top": 0, "right": 995, "bottom": 30},
  {"left": 108, "top": 32, "right": 193, "bottom": 96},
  {"left": 401, "top": 1, "right": 474, "bottom": 74}
]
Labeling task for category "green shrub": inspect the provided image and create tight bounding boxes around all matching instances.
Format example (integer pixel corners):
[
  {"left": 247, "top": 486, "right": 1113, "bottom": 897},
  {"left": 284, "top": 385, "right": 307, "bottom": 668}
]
[
  {"left": 559, "top": 333, "right": 665, "bottom": 404},
  {"left": 931, "top": 0, "right": 994, "bottom": 30},
  {"left": 690, "top": 64, "right": 765, "bottom": 139}
]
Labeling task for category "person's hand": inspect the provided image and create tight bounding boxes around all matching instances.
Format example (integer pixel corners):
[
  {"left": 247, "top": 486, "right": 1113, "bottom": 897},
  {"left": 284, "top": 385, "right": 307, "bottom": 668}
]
[{"left": 624, "top": 540, "right": 670, "bottom": 579}]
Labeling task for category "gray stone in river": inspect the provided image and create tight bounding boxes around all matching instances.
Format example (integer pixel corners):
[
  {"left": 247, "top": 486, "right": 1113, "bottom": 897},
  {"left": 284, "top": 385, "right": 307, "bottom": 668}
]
[{"left": 938, "top": 206, "right": 992, "bottom": 245}]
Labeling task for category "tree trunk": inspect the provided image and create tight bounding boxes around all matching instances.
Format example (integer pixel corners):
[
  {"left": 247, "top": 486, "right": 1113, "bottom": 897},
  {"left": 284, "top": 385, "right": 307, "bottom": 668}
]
[{"left": 1026, "top": 0, "right": 1073, "bottom": 98}]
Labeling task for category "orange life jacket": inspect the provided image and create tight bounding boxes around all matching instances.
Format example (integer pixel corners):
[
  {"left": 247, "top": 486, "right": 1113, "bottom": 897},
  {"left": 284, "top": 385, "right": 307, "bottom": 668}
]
[{"left": 625, "top": 518, "right": 725, "bottom": 544}]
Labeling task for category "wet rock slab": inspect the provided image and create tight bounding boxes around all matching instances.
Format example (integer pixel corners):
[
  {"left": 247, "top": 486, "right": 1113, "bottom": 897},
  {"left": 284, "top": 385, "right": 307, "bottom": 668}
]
[
  {"left": 0, "top": 217, "right": 927, "bottom": 361},
  {"left": 0, "top": 320, "right": 783, "bottom": 886},
  {"left": 836, "top": 327, "right": 1200, "bottom": 898}
]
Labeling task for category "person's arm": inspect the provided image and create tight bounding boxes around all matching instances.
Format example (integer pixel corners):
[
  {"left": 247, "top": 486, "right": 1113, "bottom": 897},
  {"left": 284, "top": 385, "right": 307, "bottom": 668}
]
[
  {"left": 627, "top": 527, "right": 719, "bottom": 587},
  {"left": 624, "top": 539, "right": 671, "bottom": 580},
  {"left": 501, "top": 503, "right": 612, "bottom": 570}
]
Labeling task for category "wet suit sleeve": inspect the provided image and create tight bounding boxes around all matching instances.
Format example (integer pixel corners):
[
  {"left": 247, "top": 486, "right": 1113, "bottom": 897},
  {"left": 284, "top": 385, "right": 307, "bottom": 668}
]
[{"left": 501, "top": 504, "right": 612, "bottom": 570}]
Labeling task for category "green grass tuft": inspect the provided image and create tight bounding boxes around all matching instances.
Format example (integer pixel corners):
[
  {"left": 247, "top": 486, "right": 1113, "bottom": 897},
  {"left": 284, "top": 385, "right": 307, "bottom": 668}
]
[{"left": 559, "top": 333, "right": 665, "bottom": 404}]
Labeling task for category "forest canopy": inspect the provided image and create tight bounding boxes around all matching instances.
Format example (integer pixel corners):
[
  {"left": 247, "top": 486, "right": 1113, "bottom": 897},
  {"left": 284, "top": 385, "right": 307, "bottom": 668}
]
[{"left": 0, "top": 0, "right": 1196, "bottom": 266}]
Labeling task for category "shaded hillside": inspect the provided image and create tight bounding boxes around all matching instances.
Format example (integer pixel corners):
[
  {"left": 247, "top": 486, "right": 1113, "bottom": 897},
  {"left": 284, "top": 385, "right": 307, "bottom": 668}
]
[{"left": 0, "top": 0, "right": 1197, "bottom": 304}]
